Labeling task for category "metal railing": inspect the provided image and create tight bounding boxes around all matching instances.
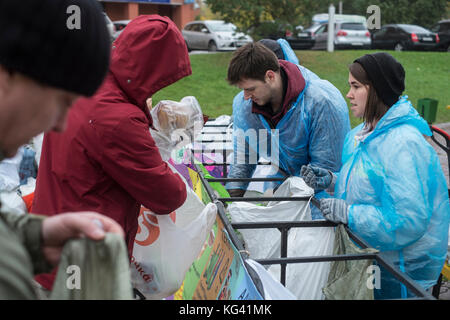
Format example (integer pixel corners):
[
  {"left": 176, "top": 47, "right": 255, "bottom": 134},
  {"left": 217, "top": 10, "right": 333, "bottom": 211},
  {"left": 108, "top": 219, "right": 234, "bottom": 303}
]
[{"left": 188, "top": 120, "right": 435, "bottom": 300}]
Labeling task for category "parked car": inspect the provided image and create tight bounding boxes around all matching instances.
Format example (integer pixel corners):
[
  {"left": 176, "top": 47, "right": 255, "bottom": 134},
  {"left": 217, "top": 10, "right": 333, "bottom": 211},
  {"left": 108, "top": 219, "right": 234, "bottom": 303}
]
[
  {"left": 312, "top": 21, "right": 371, "bottom": 50},
  {"left": 371, "top": 24, "right": 439, "bottom": 51},
  {"left": 251, "top": 20, "right": 314, "bottom": 50},
  {"left": 312, "top": 13, "right": 367, "bottom": 25},
  {"left": 103, "top": 12, "right": 115, "bottom": 42},
  {"left": 182, "top": 20, "right": 253, "bottom": 52},
  {"left": 288, "top": 25, "right": 315, "bottom": 50},
  {"left": 304, "top": 24, "right": 323, "bottom": 40},
  {"left": 112, "top": 20, "right": 131, "bottom": 40},
  {"left": 430, "top": 19, "right": 450, "bottom": 51}
]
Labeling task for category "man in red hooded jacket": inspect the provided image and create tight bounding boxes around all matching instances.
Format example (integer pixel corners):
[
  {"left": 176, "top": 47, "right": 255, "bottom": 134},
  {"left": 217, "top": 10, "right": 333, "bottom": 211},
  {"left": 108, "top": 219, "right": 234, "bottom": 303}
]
[{"left": 32, "top": 15, "right": 189, "bottom": 291}]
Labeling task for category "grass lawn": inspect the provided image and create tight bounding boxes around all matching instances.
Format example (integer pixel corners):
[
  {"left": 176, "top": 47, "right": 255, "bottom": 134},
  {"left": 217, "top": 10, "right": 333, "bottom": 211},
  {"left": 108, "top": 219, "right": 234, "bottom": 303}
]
[{"left": 152, "top": 50, "right": 450, "bottom": 128}]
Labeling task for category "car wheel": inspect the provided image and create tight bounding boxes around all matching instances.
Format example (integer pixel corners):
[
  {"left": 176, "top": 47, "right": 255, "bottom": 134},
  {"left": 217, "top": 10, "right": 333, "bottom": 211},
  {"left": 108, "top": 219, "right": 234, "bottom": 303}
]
[
  {"left": 208, "top": 41, "right": 217, "bottom": 52},
  {"left": 394, "top": 43, "right": 404, "bottom": 51}
]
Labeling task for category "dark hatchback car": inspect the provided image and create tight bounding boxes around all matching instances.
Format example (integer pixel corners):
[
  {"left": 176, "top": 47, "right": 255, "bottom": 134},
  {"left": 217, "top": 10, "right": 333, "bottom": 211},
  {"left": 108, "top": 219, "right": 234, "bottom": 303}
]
[
  {"left": 371, "top": 24, "right": 439, "bottom": 51},
  {"left": 254, "top": 21, "right": 315, "bottom": 50},
  {"left": 430, "top": 19, "right": 450, "bottom": 51},
  {"left": 287, "top": 26, "right": 315, "bottom": 50}
]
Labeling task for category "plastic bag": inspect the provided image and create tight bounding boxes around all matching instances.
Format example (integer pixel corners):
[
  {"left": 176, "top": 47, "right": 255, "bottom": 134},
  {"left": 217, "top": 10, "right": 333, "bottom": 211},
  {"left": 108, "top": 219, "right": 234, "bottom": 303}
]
[
  {"left": 0, "top": 147, "right": 23, "bottom": 192},
  {"left": 228, "top": 177, "right": 335, "bottom": 299},
  {"left": 32, "top": 133, "right": 44, "bottom": 167},
  {"left": 150, "top": 96, "right": 203, "bottom": 161},
  {"left": 130, "top": 163, "right": 217, "bottom": 299},
  {"left": 228, "top": 177, "right": 314, "bottom": 259},
  {"left": 18, "top": 146, "right": 37, "bottom": 185},
  {"left": 322, "top": 224, "right": 378, "bottom": 300},
  {"left": 245, "top": 259, "right": 296, "bottom": 300},
  {"left": 267, "top": 224, "right": 335, "bottom": 300},
  {"left": 0, "top": 191, "right": 26, "bottom": 215},
  {"left": 19, "top": 177, "right": 36, "bottom": 212}
]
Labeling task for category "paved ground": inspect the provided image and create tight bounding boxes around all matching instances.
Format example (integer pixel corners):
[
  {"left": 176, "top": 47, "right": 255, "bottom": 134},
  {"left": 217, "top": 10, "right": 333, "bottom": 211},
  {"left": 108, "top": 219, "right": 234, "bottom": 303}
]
[
  {"left": 439, "top": 280, "right": 450, "bottom": 300},
  {"left": 189, "top": 50, "right": 215, "bottom": 55},
  {"left": 427, "top": 123, "right": 450, "bottom": 300},
  {"left": 427, "top": 122, "right": 450, "bottom": 189}
]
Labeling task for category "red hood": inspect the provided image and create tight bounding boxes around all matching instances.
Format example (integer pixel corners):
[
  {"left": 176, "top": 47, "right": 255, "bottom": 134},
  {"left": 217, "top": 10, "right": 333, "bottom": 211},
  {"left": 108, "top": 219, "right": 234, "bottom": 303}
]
[{"left": 109, "top": 15, "right": 192, "bottom": 108}]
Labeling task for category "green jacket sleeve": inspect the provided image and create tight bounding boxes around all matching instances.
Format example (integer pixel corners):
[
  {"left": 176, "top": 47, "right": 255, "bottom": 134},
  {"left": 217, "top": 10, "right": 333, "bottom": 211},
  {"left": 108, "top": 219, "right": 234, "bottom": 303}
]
[{"left": 0, "top": 209, "right": 53, "bottom": 275}]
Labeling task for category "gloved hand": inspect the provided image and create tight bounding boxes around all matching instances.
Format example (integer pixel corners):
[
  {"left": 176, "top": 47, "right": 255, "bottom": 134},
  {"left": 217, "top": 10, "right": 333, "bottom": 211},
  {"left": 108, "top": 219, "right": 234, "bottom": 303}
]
[
  {"left": 300, "top": 164, "right": 333, "bottom": 190},
  {"left": 319, "top": 198, "right": 349, "bottom": 224}
]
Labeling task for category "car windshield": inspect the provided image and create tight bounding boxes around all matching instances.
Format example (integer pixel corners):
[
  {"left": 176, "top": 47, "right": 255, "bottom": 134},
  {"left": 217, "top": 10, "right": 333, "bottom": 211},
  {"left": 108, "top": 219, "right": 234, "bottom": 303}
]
[
  {"left": 399, "top": 25, "right": 431, "bottom": 33},
  {"left": 206, "top": 22, "right": 236, "bottom": 32},
  {"left": 340, "top": 23, "right": 366, "bottom": 30}
]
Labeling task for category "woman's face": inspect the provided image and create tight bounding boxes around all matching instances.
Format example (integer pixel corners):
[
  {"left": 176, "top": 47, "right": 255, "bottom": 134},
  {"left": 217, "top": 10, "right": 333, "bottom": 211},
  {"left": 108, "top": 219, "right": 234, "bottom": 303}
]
[{"left": 346, "top": 72, "right": 369, "bottom": 119}]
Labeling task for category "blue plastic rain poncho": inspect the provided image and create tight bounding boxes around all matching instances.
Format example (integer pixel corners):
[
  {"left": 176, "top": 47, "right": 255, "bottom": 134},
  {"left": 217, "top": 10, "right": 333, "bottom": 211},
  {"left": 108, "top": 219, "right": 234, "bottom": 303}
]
[
  {"left": 334, "top": 96, "right": 450, "bottom": 299},
  {"left": 277, "top": 39, "right": 299, "bottom": 64},
  {"left": 227, "top": 64, "right": 351, "bottom": 219}
]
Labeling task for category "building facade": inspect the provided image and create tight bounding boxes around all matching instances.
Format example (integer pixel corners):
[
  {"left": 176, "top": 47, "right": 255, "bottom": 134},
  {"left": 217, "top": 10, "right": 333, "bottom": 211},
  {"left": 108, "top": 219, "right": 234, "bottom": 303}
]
[{"left": 99, "top": 0, "right": 200, "bottom": 30}]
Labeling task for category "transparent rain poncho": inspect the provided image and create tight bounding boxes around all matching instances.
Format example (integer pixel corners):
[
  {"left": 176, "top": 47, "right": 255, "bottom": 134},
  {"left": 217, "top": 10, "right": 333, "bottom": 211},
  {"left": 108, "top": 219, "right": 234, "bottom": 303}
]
[
  {"left": 277, "top": 38, "right": 299, "bottom": 64},
  {"left": 334, "top": 96, "right": 450, "bottom": 298},
  {"left": 227, "top": 65, "right": 351, "bottom": 219}
]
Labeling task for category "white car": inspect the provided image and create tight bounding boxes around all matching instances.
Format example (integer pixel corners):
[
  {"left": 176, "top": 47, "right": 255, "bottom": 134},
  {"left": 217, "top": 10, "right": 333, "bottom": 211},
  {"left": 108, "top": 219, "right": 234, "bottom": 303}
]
[
  {"left": 312, "top": 21, "right": 371, "bottom": 50},
  {"left": 182, "top": 20, "right": 253, "bottom": 51}
]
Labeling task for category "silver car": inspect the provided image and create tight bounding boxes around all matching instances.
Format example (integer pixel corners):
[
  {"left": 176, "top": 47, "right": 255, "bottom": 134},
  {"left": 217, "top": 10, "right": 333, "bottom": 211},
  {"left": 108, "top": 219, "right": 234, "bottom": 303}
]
[
  {"left": 313, "top": 21, "right": 371, "bottom": 50},
  {"left": 182, "top": 20, "right": 253, "bottom": 52}
]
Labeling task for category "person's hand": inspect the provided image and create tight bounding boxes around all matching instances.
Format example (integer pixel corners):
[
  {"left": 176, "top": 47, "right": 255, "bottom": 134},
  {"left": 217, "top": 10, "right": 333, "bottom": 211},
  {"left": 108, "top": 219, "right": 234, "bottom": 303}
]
[
  {"left": 227, "top": 189, "right": 245, "bottom": 198},
  {"left": 301, "top": 164, "right": 333, "bottom": 190},
  {"left": 319, "top": 198, "right": 349, "bottom": 224},
  {"left": 41, "top": 212, "right": 125, "bottom": 266},
  {"left": 146, "top": 97, "right": 152, "bottom": 111}
]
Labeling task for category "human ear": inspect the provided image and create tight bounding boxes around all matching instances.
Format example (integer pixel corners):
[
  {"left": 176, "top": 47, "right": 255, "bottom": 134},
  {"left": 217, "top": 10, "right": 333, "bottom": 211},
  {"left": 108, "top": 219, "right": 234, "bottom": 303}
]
[{"left": 265, "top": 70, "right": 276, "bottom": 82}]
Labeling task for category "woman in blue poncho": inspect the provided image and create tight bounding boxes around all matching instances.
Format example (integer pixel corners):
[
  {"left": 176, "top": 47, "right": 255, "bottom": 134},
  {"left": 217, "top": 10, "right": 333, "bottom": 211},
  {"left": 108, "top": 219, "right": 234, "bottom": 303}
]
[{"left": 301, "top": 52, "right": 450, "bottom": 299}]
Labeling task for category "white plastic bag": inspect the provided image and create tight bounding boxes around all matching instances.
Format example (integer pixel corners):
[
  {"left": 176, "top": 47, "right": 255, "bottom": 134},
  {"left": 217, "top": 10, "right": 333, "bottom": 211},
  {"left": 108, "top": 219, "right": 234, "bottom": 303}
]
[
  {"left": 228, "top": 177, "right": 335, "bottom": 300},
  {"left": 19, "top": 177, "right": 36, "bottom": 197},
  {"left": 150, "top": 96, "right": 204, "bottom": 161},
  {"left": 267, "top": 225, "right": 335, "bottom": 300},
  {"left": 0, "top": 191, "right": 26, "bottom": 215},
  {"left": 228, "top": 177, "right": 314, "bottom": 259},
  {"left": 0, "top": 147, "right": 23, "bottom": 192},
  {"left": 32, "top": 133, "right": 44, "bottom": 167},
  {"left": 245, "top": 259, "right": 296, "bottom": 300},
  {"left": 130, "top": 164, "right": 217, "bottom": 299}
]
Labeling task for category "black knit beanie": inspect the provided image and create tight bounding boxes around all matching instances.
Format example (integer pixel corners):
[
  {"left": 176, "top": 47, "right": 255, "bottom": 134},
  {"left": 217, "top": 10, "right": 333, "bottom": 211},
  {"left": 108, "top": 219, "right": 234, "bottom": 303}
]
[
  {"left": 0, "top": 0, "right": 110, "bottom": 97},
  {"left": 258, "top": 39, "right": 284, "bottom": 60},
  {"left": 354, "top": 52, "right": 405, "bottom": 107}
]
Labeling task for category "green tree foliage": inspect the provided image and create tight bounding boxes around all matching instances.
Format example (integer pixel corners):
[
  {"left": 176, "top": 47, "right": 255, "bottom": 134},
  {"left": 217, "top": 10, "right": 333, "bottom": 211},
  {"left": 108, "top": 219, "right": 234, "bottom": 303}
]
[
  {"left": 205, "top": 0, "right": 448, "bottom": 31},
  {"left": 204, "top": 0, "right": 266, "bottom": 31},
  {"left": 205, "top": 0, "right": 330, "bottom": 30},
  {"left": 342, "top": 0, "right": 447, "bottom": 28}
]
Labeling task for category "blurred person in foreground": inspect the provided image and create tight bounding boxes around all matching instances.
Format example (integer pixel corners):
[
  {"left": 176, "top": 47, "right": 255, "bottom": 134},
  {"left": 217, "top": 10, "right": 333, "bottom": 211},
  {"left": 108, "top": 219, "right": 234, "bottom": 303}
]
[{"left": 0, "top": 0, "right": 124, "bottom": 299}]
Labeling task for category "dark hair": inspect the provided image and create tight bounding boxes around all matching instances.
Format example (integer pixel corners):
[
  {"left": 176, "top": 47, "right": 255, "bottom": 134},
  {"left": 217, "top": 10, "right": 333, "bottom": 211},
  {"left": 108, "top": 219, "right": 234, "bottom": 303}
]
[
  {"left": 349, "top": 62, "right": 388, "bottom": 130},
  {"left": 258, "top": 39, "right": 284, "bottom": 60},
  {"left": 227, "top": 42, "right": 280, "bottom": 85}
]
